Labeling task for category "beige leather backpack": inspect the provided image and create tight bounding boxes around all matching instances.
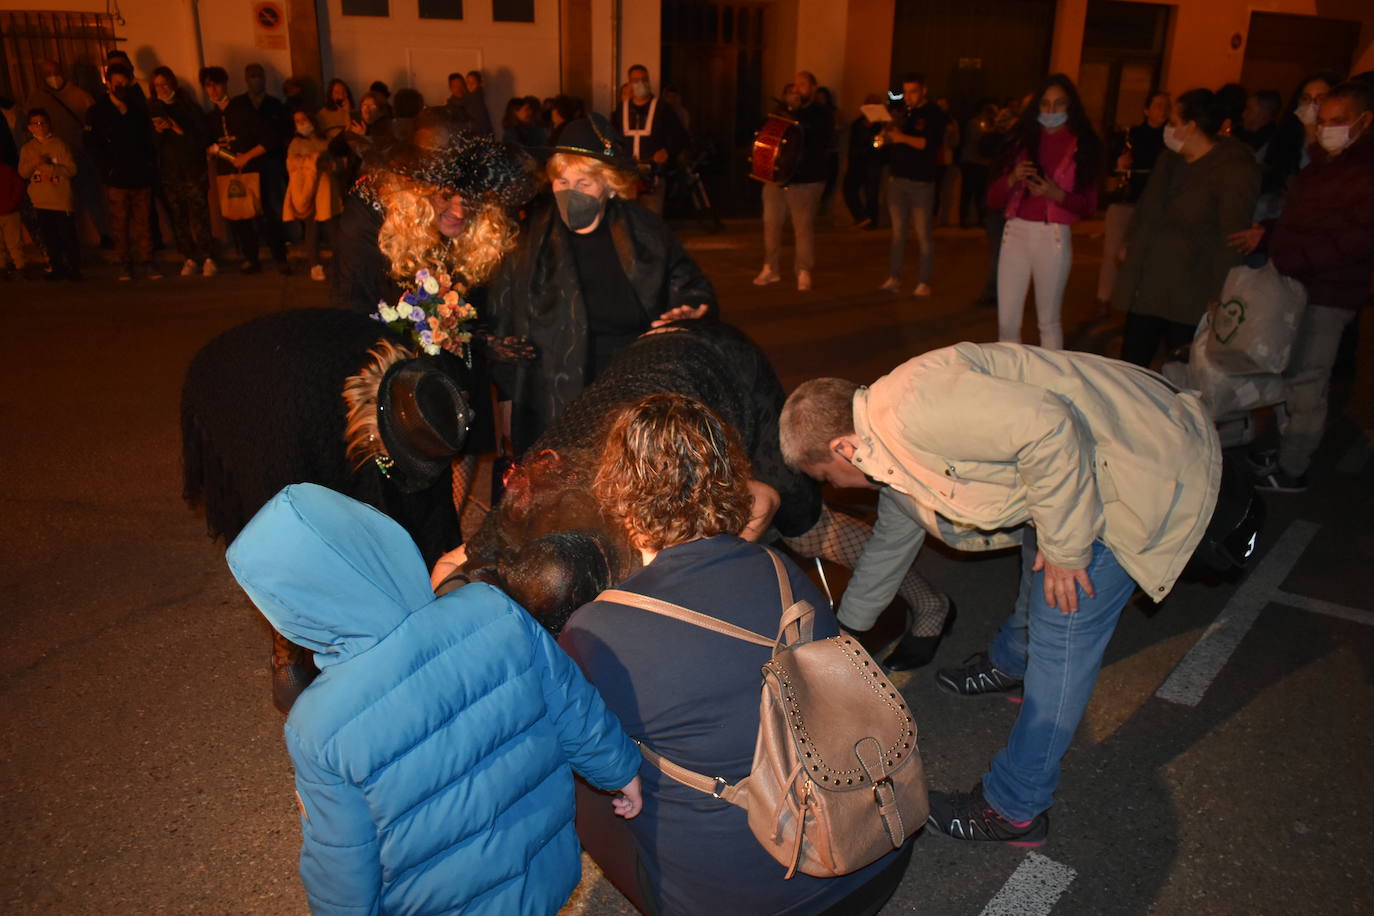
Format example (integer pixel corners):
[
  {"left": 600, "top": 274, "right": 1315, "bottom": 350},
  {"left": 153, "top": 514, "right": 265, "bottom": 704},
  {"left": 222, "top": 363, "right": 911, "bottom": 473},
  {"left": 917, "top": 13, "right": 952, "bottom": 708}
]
[{"left": 598, "top": 547, "right": 928, "bottom": 879}]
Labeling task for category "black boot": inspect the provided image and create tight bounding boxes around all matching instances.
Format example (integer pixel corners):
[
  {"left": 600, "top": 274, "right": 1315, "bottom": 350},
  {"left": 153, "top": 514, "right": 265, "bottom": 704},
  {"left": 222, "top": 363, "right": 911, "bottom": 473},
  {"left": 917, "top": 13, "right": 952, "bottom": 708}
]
[{"left": 883, "top": 600, "right": 957, "bottom": 671}]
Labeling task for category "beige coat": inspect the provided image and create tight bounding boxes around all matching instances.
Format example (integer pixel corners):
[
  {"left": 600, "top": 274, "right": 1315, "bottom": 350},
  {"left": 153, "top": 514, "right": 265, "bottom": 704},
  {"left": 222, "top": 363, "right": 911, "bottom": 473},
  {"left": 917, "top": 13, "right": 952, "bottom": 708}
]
[
  {"left": 851, "top": 343, "right": 1220, "bottom": 601},
  {"left": 18, "top": 136, "right": 77, "bottom": 213},
  {"left": 283, "top": 134, "right": 340, "bottom": 222}
]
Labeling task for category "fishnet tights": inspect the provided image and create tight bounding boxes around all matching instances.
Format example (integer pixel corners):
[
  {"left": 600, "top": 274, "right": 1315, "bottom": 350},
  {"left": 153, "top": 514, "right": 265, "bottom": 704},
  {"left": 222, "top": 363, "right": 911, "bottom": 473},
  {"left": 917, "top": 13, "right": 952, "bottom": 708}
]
[{"left": 782, "top": 504, "right": 950, "bottom": 637}]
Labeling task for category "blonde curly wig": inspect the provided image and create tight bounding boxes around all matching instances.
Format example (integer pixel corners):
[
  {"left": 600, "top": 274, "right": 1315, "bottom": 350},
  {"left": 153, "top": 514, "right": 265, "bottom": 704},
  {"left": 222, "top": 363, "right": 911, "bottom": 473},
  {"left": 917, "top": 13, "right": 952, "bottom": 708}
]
[{"left": 375, "top": 174, "right": 518, "bottom": 287}]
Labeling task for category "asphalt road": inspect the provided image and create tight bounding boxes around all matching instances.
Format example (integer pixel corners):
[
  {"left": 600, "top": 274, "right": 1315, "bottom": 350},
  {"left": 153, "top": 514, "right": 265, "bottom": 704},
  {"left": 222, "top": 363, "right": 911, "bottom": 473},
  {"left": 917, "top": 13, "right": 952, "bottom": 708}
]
[{"left": 3, "top": 215, "right": 1371, "bottom": 915}]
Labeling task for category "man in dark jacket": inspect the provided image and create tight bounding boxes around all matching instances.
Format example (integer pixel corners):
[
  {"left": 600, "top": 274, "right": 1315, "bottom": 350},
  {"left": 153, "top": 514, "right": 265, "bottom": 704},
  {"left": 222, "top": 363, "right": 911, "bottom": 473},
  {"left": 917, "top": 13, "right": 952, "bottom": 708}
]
[
  {"left": 201, "top": 66, "right": 287, "bottom": 273},
  {"left": 755, "top": 70, "right": 834, "bottom": 291},
  {"left": 85, "top": 61, "right": 157, "bottom": 279},
  {"left": 241, "top": 63, "right": 291, "bottom": 270},
  {"left": 879, "top": 73, "right": 946, "bottom": 297},
  {"left": 613, "top": 63, "right": 689, "bottom": 214},
  {"left": 1260, "top": 80, "right": 1374, "bottom": 492},
  {"left": 488, "top": 115, "right": 716, "bottom": 453}
]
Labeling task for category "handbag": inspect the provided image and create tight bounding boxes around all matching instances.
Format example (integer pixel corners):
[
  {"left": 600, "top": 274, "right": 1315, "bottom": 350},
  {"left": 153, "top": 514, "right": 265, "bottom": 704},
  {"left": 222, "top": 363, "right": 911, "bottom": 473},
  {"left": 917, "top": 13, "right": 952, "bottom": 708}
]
[
  {"left": 216, "top": 170, "right": 261, "bottom": 221},
  {"left": 598, "top": 547, "right": 928, "bottom": 879}
]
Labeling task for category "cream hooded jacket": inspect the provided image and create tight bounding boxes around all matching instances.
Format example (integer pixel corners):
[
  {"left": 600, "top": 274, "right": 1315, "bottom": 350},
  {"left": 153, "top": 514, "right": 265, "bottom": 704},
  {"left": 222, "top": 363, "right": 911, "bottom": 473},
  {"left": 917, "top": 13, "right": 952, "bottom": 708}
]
[{"left": 850, "top": 343, "right": 1220, "bottom": 603}]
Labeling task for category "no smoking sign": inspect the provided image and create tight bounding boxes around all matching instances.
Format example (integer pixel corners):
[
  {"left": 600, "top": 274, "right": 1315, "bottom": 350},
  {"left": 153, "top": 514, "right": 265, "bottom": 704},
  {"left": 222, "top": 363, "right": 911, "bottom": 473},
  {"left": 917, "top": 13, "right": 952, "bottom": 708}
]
[{"left": 252, "top": 1, "right": 287, "bottom": 50}]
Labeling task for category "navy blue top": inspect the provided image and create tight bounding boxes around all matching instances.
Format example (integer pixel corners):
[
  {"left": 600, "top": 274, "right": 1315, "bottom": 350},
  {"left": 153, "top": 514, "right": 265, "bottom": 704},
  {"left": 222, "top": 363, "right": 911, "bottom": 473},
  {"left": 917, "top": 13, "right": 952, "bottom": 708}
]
[{"left": 560, "top": 535, "right": 907, "bottom": 916}]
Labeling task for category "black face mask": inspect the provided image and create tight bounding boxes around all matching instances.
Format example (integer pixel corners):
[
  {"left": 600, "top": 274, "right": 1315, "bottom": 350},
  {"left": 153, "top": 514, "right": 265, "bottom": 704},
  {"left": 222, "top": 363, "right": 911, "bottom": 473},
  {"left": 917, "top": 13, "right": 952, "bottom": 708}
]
[{"left": 554, "top": 188, "right": 605, "bottom": 231}]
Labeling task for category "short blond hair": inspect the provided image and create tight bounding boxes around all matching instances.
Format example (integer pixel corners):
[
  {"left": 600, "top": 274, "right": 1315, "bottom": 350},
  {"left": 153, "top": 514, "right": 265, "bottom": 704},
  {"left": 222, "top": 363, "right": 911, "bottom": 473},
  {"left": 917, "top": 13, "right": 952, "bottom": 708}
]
[
  {"left": 779, "top": 378, "right": 859, "bottom": 470},
  {"left": 594, "top": 394, "right": 752, "bottom": 551},
  {"left": 546, "top": 152, "right": 639, "bottom": 200}
]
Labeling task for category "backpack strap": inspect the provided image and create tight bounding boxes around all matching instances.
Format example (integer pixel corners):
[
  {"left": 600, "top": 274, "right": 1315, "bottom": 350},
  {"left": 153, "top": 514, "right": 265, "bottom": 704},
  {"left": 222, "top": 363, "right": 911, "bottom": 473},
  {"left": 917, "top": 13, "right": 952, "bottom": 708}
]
[
  {"left": 596, "top": 546, "right": 814, "bottom": 803},
  {"left": 594, "top": 546, "right": 804, "bottom": 650},
  {"left": 596, "top": 589, "right": 775, "bottom": 647},
  {"left": 637, "top": 741, "right": 747, "bottom": 807}
]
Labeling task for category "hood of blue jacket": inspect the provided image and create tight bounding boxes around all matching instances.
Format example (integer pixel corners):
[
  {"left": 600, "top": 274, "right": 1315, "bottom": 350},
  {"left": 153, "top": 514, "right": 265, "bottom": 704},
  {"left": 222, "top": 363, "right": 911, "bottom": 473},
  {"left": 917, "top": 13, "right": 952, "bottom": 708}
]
[{"left": 226, "top": 483, "right": 435, "bottom": 668}]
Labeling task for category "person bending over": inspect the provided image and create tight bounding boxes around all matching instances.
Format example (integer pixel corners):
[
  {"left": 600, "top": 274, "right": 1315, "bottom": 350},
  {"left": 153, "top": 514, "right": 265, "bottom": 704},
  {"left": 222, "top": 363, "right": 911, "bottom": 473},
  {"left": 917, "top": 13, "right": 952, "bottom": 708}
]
[{"left": 780, "top": 343, "right": 1220, "bottom": 846}]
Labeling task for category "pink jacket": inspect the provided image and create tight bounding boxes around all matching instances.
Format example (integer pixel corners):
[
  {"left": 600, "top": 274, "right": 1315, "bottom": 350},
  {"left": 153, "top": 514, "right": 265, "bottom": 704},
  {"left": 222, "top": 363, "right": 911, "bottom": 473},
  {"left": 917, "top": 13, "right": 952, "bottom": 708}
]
[{"left": 988, "top": 134, "right": 1096, "bottom": 224}]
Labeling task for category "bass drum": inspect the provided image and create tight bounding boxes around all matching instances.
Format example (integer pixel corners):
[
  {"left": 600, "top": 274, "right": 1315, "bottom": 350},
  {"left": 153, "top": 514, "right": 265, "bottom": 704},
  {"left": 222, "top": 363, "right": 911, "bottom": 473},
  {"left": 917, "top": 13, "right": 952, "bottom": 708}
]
[{"left": 750, "top": 114, "right": 802, "bottom": 185}]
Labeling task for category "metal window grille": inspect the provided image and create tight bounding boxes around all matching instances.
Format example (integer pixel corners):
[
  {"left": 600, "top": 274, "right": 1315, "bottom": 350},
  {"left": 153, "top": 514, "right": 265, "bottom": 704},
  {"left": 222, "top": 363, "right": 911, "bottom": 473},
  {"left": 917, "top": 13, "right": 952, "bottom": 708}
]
[{"left": 1, "top": 10, "right": 119, "bottom": 104}]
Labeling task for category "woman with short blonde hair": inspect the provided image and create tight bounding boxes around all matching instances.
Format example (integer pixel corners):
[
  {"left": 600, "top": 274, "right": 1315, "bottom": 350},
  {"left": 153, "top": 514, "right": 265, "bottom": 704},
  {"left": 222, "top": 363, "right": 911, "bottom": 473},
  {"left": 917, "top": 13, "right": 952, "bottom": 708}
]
[{"left": 487, "top": 114, "right": 717, "bottom": 453}]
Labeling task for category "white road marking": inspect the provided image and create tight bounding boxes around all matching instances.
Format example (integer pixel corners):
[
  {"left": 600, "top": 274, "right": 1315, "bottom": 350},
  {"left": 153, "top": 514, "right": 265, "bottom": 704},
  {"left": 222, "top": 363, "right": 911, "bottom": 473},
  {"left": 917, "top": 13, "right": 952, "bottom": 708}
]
[
  {"left": 1336, "top": 432, "right": 1373, "bottom": 474},
  {"left": 1155, "top": 520, "right": 1320, "bottom": 706},
  {"left": 1272, "top": 590, "right": 1374, "bottom": 627},
  {"left": 980, "top": 852, "right": 1078, "bottom": 916}
]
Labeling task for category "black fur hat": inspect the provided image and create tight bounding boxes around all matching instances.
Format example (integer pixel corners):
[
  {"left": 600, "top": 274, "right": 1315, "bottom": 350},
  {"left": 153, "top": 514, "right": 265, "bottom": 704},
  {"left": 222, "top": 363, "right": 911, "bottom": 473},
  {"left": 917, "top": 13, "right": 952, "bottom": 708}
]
[{"left": 357, "top": 132, "right": 539, "bottom": 210}]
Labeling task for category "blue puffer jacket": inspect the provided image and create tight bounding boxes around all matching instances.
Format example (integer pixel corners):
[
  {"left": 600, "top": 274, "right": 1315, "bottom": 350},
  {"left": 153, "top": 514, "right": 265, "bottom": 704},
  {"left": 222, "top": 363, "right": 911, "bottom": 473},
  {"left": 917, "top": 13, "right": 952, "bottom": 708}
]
[{"left": 227, "top": 484, "right": 640, "bottom": 915}]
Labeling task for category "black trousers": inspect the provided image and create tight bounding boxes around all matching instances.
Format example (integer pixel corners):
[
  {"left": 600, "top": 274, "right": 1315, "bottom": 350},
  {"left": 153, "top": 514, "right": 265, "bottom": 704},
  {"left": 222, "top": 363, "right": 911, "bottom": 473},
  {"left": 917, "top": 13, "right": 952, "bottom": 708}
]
[
  {"left": 1120, "top": 311, "right": 1196, "bottom": 367},
  {"left": 961, "top": 162, "right": 990, "bottom": 227},
  {"left": 35, "top": 208, "right": 82, "bottom": 278},
  {"left": 843, "top": 160, "right": 883, "bottom": 224}
]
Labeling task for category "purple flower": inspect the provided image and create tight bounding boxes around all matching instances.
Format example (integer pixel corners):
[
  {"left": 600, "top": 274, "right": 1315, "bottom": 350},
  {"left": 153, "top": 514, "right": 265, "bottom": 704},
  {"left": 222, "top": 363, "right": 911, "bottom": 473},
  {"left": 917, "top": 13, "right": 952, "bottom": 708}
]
[
  {"left": 420, "top": 330, "right": 434, "bottom": 346},
  {"left": 409, "top": 306, "right": 426, "bottom": 322}
]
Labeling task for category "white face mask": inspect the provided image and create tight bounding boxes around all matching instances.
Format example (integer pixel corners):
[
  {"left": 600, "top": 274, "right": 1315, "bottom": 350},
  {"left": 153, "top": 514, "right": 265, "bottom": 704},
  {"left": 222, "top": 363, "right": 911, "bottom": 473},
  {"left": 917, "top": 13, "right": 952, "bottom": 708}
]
[
  {"left": 297, "top": 123, "right": 315, "bottom": 137},
  {"left": 1317, "top": 121, "right": 1363, "bottom": 154},
  {"left": 1296, "top": 102, "right": 1319, "bottom": 126},
  {"left": 1038, "top": 111, "right": 1068, "bottom": 129},
  {"left": 44, "top": 75, "right": 64, "bottom": 90},
  {"left": 1163, "top": 123, "right": 1184, "bottom": 153},
  {"left": 631, "top": 80, "right": 651, "bottom": 100}
]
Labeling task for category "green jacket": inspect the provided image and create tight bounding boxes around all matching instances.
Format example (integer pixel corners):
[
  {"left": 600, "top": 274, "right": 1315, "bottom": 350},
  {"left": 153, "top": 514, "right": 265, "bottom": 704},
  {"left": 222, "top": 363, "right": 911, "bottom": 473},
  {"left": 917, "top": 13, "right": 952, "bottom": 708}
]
[
  {"left": 849, "top": 343, "right": 1220, "bottom": 603},
  {"left": 1112, "top": 139, "right": 1259, "bottom": 325}
]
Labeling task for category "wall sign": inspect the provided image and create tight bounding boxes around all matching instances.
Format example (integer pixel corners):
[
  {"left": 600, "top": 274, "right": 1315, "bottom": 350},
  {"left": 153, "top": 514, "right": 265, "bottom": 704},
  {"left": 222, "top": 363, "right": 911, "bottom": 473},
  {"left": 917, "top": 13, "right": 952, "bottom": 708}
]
[{"left": 253, "top": 1, "right": 288, "bottom": 51}]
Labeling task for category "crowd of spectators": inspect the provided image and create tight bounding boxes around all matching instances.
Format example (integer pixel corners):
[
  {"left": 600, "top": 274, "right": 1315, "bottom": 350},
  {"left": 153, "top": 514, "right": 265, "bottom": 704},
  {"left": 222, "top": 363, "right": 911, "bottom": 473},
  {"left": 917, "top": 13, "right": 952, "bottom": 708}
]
[{"left": 0, "top": 55, "right": 628, "bottom": 285}]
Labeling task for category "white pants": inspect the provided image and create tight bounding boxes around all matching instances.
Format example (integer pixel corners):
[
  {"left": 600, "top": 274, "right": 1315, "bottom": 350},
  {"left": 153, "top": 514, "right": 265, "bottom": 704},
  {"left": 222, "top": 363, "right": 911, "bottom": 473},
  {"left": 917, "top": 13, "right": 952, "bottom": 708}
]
[{"left": 997, "top": 217, "right": 1072, "bottom": 350}]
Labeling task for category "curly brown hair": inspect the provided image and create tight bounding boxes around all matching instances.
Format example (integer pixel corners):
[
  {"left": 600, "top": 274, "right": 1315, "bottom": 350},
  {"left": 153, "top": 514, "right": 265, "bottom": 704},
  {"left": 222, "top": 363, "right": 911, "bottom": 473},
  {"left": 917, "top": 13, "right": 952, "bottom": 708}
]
[{"left": 594, "top": 394, "right": 753, "bottom": 551}]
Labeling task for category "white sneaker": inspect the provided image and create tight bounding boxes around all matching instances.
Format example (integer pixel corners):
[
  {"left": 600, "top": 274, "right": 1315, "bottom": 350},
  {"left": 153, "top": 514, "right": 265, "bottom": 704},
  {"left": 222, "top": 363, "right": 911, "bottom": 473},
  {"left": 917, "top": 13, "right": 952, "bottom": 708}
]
[
  {"left": 879, "top": 276, "right": 901, "bottom": 293},
  {"left": 753, "top": 266, "right": 781, "bottom": 286},
  {"left": 913, "top": 283, "right": 933, "bottom": 297},
  {"left": 797, "top": 270, "right": 812, "bottom": 292},
  {"left": 201, "top": 258, "right": 217, "bottom": 278},
  {"left": 309, "top": 264, "right": 325, "bottom": 282},
  {"left": 180, "top": 258, "right": 197, "bottom": 277}
]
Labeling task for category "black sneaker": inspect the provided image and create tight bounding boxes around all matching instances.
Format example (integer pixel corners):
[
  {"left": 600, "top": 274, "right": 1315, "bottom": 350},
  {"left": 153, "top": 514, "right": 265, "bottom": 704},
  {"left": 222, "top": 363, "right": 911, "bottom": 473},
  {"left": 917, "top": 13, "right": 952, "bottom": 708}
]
[
  {"left": 935, "top": 651, "right": 1022, "bottom": 697},
  {"left": 1255, "top": 469, "right": 1308, "bottom": 493},
  {"left": 927, "top": 783, "right": 1048, "bottom": 847}
]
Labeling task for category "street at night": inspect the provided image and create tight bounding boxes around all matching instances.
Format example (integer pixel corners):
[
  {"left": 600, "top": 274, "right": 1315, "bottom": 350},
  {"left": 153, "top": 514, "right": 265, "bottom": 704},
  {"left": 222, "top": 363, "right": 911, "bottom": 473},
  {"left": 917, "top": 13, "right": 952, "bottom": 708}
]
[{"left": 3, "top": 218, "right": 1372, "bottom": 914}]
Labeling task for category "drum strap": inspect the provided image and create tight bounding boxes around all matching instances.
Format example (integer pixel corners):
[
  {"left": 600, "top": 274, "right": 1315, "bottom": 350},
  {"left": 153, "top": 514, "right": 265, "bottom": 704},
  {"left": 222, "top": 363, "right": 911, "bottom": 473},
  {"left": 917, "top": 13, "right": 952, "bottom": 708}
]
[{"left": 622, "top": 97, "right": 658, "bottom": 161}]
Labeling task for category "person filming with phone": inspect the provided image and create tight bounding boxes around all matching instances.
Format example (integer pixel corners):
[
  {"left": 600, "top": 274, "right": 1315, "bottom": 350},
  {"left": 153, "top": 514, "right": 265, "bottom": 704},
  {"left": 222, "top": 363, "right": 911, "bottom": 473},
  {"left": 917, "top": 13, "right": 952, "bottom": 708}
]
[{"left": 986, "top": 74, "right": 1102, "bottom": 350}]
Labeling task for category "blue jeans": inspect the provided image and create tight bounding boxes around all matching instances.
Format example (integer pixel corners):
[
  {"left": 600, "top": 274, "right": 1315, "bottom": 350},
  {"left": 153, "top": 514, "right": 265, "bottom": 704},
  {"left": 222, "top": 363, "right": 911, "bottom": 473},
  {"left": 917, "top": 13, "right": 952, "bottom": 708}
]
[
  {"left": 887, "top": 177, "right": 935, "bottom": 283},
  {"left": 982, "top": 527, "right": 1137, "bottom": 822}
]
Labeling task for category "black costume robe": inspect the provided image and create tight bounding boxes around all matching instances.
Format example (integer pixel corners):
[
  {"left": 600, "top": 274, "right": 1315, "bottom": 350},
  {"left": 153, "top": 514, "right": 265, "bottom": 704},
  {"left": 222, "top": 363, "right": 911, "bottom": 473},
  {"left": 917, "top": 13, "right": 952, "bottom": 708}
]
[{"left": 486, "top": 195, "right": 717, "bottom": 453}]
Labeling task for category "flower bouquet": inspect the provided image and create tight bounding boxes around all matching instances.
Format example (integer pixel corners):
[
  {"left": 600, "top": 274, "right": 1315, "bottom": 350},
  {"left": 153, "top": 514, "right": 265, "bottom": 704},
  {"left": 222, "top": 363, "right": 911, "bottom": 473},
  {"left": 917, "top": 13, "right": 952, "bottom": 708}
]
[{"left": 371, "top": 269, "right": 478, "bottom": 361}]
